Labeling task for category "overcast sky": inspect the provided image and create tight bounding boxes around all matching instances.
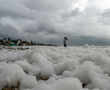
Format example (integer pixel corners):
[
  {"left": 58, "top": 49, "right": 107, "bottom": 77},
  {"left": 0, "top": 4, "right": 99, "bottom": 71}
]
[{"left": 0, "top": 0, "right": 110, "bottom": 45}]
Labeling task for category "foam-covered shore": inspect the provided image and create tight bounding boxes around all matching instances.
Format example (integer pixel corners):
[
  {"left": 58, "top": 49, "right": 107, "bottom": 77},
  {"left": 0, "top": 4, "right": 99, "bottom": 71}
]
[{"left": 0, "top": 46, "right": 110, "bottom": 90}]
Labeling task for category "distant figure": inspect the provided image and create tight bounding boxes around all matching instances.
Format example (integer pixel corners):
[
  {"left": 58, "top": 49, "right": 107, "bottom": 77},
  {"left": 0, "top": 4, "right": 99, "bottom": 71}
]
[
  {"left": 64, "top": 36, "right": 68, "bottom": 47},
  {"left": 17, "top": 39, "right": 21, "bottom": 46}
]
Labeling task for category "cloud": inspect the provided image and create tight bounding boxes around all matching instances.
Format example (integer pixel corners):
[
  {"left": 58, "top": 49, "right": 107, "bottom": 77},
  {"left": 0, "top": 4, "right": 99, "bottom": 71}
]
[
  {"left": 99, "top": 9, "right": 110, "bottom": 25},
  {"left": 0, "top": 0, "right": 110, "bottom": 45},
  {"left": 25, "top": 0, "right": 73, "bottom": 11}
]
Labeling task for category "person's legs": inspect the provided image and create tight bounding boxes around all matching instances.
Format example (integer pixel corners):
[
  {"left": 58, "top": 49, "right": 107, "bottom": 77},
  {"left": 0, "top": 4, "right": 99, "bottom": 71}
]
[{"left": 64, "top": 43, "right": 67, "bottom": 47}]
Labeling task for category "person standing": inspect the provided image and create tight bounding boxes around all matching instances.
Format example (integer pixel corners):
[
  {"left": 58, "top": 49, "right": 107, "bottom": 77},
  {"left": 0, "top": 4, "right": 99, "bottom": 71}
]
[{"left": 64, "top": 36, "right": 68, "bottom": 47}]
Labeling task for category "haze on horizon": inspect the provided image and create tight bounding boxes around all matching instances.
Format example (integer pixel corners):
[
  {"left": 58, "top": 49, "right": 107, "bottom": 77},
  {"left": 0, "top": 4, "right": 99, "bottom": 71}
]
[{"left": 0, "top": 0, "right": 110, "bottom": 45}]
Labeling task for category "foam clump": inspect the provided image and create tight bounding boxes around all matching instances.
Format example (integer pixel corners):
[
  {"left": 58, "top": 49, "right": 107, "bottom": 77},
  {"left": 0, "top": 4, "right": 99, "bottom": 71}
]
[
  {"left": 0, "top": 63, "right": 37, "bottom": 89},
  {"left": 32, "top": 77, "right": 83, "bottom": 90},
  {"left": 51, "top": 78, "right": 82, "bottom": 90},
  {"left": 74, "top": 61, "right": 110, "bottom": 90},
  {"left": 1, "top": 46, "right": 110, "bottom": 90}
]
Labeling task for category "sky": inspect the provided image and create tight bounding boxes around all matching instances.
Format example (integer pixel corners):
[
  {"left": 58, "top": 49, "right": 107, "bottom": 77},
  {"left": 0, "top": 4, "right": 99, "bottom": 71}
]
[{"left": 0, "top": 0, "right": 110, "bottom": 45}]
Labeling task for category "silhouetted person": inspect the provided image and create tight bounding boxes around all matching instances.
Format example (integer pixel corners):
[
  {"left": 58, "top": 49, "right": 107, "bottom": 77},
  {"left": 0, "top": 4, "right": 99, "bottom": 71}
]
[{"left": 64, "top": 36, "right": 68, "bottom": 47}]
